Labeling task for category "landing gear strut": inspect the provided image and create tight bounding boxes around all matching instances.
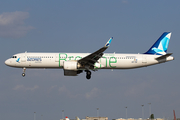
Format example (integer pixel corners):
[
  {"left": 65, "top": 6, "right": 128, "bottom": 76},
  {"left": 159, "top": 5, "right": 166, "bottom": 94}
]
[
  {"left": 85, "top": 70, "right": 91, "bottom": 79},
  {"left": 22, "top": 67, "right": 26, "bottom": 77}
]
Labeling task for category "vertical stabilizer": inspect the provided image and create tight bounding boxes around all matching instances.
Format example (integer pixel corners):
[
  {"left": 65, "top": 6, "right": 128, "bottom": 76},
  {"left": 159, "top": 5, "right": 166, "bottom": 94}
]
[{"left": 145, "top": 32, "right": 171, "bottom": 55}]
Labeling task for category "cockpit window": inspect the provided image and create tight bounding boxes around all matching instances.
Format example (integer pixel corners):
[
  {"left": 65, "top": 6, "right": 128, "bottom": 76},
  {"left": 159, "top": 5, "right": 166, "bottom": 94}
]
[{"left": 12, "top": 56, "right": 17, "bottom": 58}]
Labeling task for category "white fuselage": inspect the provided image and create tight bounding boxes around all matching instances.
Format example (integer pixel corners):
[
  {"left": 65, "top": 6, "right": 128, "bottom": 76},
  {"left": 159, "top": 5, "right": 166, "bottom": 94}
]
[{"left": 5, "top": 52, "right": 174, "bottom": 69}]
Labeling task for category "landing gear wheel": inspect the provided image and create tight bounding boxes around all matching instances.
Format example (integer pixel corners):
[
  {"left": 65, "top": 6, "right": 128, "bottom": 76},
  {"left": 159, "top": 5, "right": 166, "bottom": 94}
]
[
  {"left": 86, "top": 71, "right": 91, "bottom": 79},
  {"left": 22, "top": 67, "right": 26, "bottom": 77},
  {"left": 22, "top": 73, "right": 25, "bottom": 77},
  {"left": 87, "top": 71, "right": 91, "bottom": 75},
  {"left": 86, "top": 75, "right": 91, "bottom": 79}
]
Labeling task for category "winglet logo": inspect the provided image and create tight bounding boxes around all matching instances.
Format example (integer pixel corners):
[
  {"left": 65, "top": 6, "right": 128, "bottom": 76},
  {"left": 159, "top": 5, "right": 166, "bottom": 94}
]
[
  {"left": 105, "top": 37, "right": 113, "bottom": 47},
  {"left": 16, "top": 58, "right": 20, "bottom": 63}
]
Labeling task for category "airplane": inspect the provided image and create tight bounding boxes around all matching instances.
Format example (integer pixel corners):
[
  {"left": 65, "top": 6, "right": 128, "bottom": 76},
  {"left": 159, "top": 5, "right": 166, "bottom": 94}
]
[{"left": 5, "top": 32, "right": 174, "bottom": 79}]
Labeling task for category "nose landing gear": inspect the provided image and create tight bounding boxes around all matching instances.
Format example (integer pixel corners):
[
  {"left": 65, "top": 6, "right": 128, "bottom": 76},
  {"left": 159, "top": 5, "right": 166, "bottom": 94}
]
[
  {"left": 22, "top": 67, "right": 26, "bottom": 77},
  {"left": 85, "top": 70, "right": 91, "bottom": 79}
]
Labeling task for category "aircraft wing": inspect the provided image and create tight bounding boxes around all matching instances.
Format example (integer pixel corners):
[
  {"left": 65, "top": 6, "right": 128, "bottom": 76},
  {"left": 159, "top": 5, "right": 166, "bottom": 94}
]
[{"left": 78, "top": 37, "right": 113, "bottom": 67}]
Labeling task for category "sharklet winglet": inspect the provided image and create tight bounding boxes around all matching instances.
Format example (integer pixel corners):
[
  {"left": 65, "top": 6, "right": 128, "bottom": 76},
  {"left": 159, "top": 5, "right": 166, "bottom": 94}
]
[{"left": 105, "top": 37, "right": 113, "bottom": 47}]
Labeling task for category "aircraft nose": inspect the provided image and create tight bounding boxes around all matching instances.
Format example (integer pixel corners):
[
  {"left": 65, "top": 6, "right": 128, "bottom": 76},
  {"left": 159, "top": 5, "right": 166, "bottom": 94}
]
[{"left": 5, "top": 59, "right": 10, "bottom": 66}]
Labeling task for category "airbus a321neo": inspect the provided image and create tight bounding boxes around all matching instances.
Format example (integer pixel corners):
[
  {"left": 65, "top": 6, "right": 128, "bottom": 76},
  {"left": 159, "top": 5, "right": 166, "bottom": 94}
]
[{"left": 5, "top": 32, "right": 174, "bottom": 79}]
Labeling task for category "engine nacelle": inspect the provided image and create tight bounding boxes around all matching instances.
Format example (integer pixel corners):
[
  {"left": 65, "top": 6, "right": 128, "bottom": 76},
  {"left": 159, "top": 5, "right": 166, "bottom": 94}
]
[
  {"left": 63, "top": 61, "right": 78, "bottom": 70},
  {"left": 63, "top": 61, "right": 83, "bottom": 76}
]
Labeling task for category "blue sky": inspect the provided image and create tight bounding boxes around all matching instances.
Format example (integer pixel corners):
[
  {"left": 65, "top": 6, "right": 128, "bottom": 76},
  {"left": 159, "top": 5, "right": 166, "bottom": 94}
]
[{"left": 0, "top": 0, "right": 180, "bottom": 120}]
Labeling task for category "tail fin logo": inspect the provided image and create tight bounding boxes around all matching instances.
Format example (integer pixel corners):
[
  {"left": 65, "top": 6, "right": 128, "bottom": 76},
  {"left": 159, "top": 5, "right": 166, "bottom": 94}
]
[{"left": 145, "top": 32, "right": 171, "bottom": 55}]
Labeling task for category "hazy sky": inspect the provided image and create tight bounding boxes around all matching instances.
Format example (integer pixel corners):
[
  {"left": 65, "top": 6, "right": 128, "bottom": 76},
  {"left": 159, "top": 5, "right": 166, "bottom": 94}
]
[{"left": 0, "top": 1, "right": 180, "bottom": 120}]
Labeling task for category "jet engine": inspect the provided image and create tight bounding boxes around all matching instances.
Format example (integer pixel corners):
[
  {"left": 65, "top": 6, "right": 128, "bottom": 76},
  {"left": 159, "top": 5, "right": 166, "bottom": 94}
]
[{"left": 63, "top": 61, "right": 82, "bottom": 76}]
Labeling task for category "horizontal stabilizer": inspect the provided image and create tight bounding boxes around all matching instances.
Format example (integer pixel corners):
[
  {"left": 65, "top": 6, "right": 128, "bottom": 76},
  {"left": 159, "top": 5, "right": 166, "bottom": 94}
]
[{"left": 155, "top": 53, "right": 173, "bottom": 60}]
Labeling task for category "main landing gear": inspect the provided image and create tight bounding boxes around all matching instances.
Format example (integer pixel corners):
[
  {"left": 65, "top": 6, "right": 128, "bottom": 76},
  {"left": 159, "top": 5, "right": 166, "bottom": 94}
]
[
  {"left": 85, "top": 70, "right": 91, "bottom": 79},
  {"left": 22, "top": 67, "right": 26, "bottom": 77}
]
